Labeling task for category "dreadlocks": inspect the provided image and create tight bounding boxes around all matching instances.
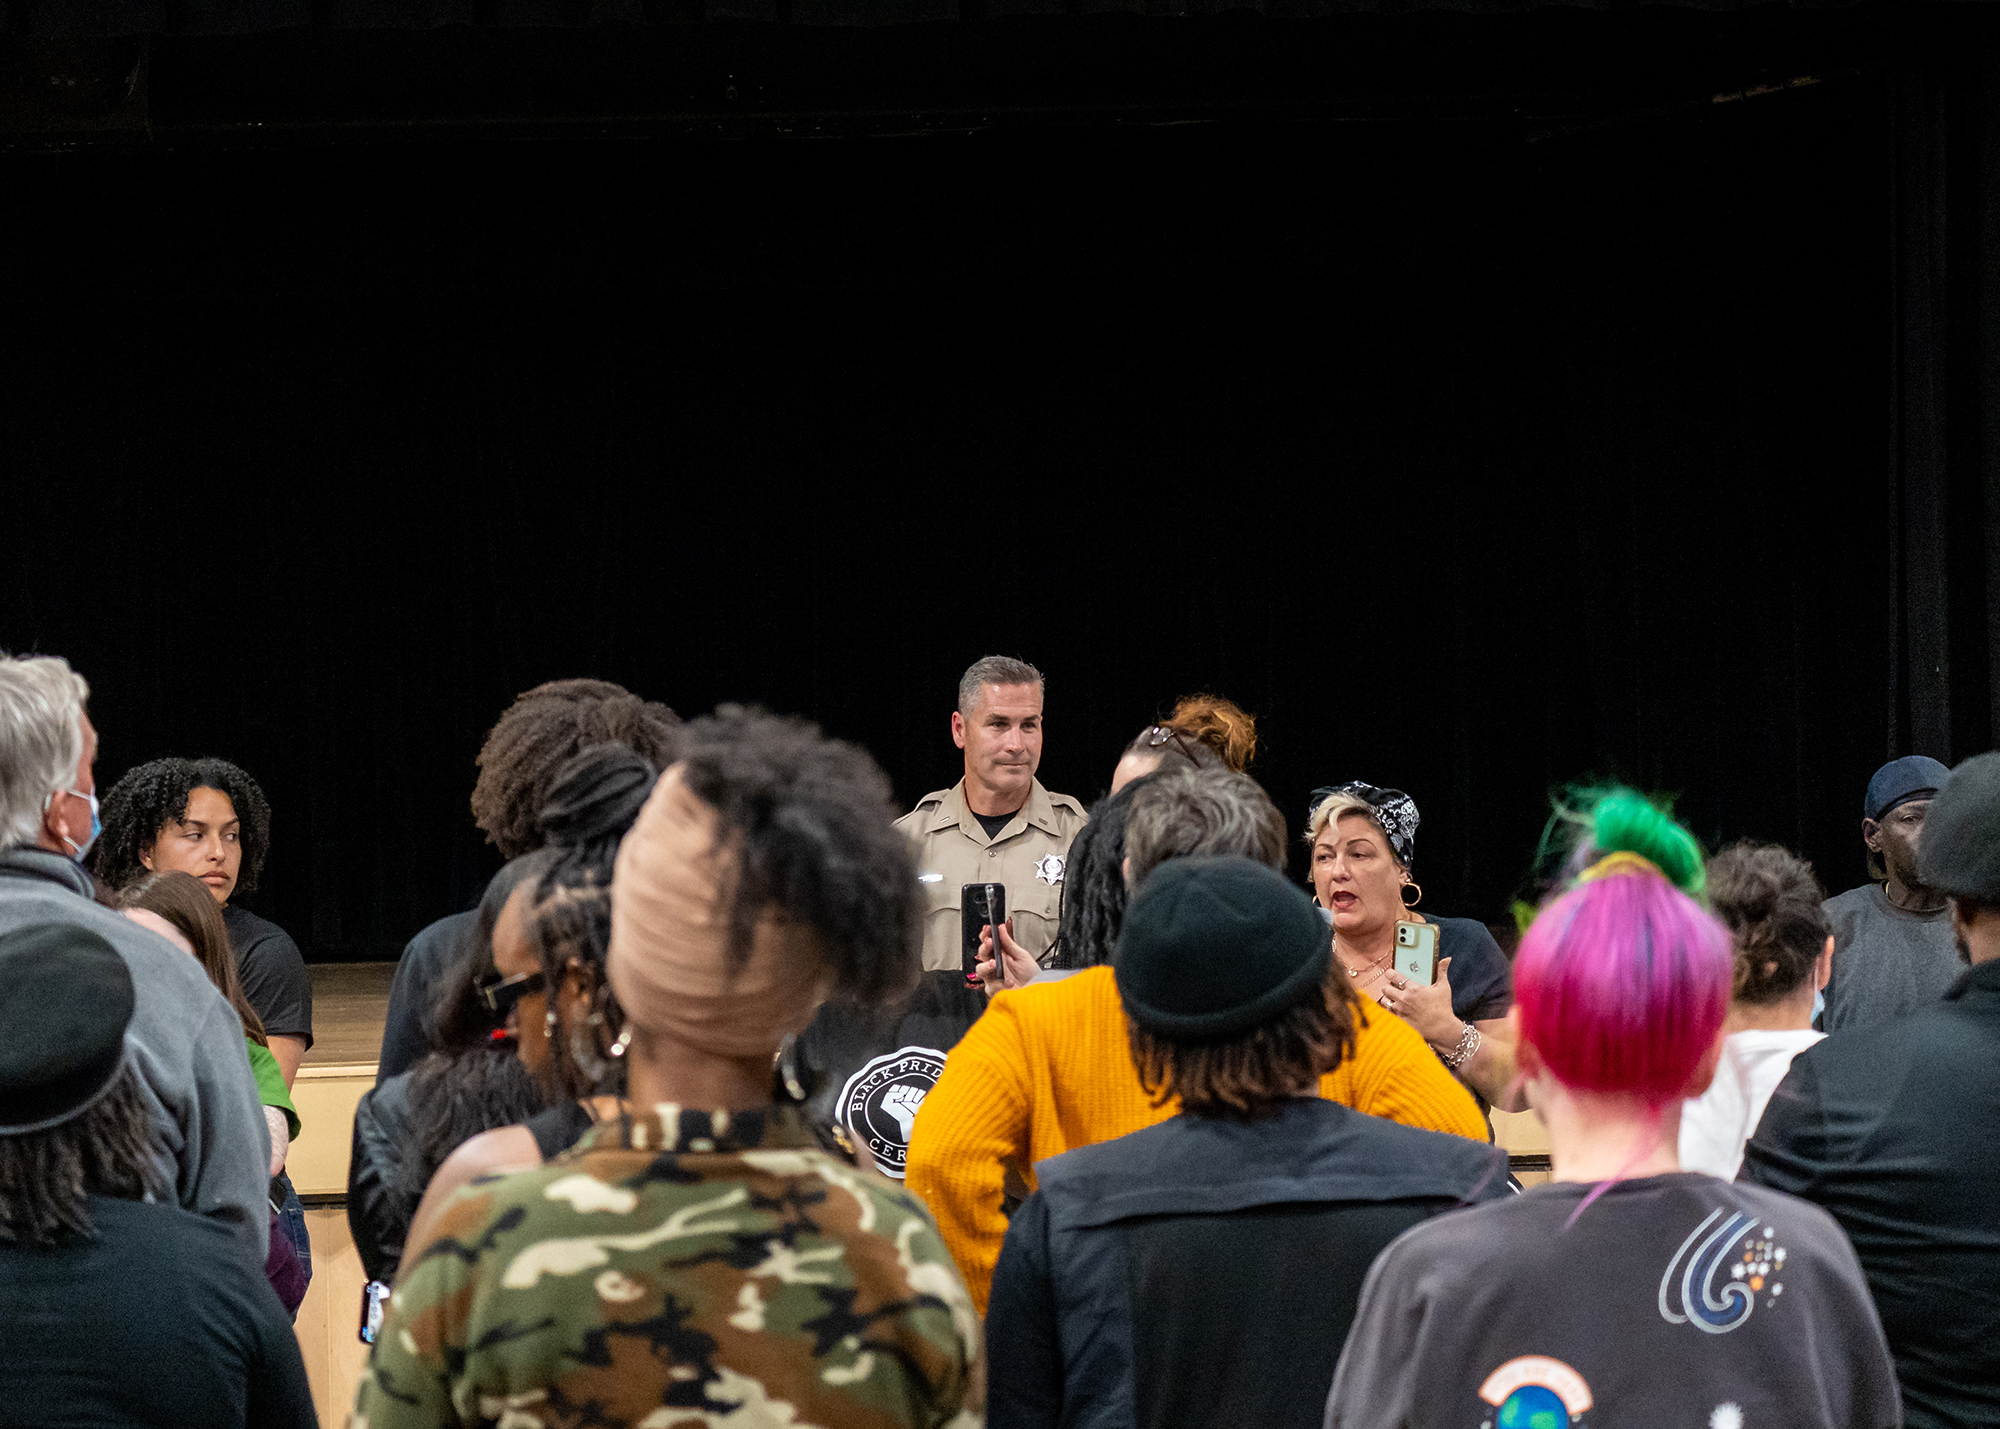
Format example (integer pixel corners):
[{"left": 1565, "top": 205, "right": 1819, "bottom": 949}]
[
  {"left": 0, "top": 1068, "right": 163, "bottom": 1246},
  {"left": 90, "top": 756, "right": 272, "bottom": 894},
  {"left": 469, "top": 679, "right": 681, "bottom": 859}
]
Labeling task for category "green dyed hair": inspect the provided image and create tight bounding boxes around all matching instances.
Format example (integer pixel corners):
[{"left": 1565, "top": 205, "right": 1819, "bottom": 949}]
[{"left": 1520, "top": 785, "right": 1706, "bottom": 928}]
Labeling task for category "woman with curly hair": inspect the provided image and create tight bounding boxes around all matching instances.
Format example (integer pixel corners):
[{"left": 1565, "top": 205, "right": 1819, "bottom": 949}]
[
  {"left": 91, "top": 754, "right": 316, "bottom": 1295},
  {"left": 91, "top": 756, "right": 309, "bottom": 1087},
  {"left": 1678, "top": 842, "right": 1833, "bottom": 1179}
]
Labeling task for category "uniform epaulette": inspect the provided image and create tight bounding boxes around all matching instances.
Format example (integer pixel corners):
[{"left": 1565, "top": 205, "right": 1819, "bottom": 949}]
[{"left": 1048, "top": 792, "right": 1088, "bottom": 815}]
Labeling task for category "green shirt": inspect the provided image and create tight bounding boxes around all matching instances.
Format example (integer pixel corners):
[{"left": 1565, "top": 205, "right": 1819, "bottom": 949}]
[
  {"left": 353, "top": 1103, "right": 983, "bottom": 1429},
  {"left": 246, "top": 1038, "right": 300, "bottom": 1141}
]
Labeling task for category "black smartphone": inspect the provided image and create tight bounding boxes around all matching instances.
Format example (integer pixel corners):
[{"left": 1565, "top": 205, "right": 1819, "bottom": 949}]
[{"left": 960, "top": 882, "right": 1006, "bottom": 982}]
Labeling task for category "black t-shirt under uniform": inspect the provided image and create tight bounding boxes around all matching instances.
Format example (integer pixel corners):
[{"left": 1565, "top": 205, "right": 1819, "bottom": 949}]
[
  {"left": 222, "top": 903, "right": 313, "bottom": 1048},
  {"left": 1326, "top": 1173, "right": 1899, "bottom": 1428}
]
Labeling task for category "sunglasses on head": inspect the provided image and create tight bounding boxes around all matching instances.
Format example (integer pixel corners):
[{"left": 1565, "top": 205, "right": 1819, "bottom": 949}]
[
  {"left": 476, "top": 969, "right": 547, "bottom": 1016},
  {"left": 1143, "top": 725, "right": 1203, "bottom": 767}
]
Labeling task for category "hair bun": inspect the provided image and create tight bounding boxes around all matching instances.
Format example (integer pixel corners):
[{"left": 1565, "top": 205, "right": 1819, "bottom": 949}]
[
  {"left": 1167, "top": 694, "right": 1259, "bottom": 773},
  {"left": 538, "top": 744, "right": 659, "bottom": 850},
  {"left": 1587, "top": 788, "right": 1706, "bottom": 897}
]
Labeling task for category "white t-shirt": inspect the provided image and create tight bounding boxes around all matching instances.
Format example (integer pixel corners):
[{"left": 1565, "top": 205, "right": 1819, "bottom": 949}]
[{"left": 1680, "top": 1028, "right": 1824, "bottom": 1179}]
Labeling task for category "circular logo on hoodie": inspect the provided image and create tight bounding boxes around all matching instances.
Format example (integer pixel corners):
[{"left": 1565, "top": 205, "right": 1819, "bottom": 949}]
[{"left": 838, "top": 1045, "right": 946, "bottom": 1179}]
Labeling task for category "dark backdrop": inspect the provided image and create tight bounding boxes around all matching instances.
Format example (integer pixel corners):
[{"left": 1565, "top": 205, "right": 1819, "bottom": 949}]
[{"left": 2, "top": 66, "right": 1898, "bottom": 959}]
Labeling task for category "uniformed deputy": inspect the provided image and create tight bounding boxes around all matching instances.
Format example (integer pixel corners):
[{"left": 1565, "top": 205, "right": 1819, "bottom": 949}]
[{"left": 896, "top": 654, "right": 1087, "bottom": 974}]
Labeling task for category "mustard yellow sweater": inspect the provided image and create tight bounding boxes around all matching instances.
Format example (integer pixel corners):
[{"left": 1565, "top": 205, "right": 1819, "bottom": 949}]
[{"left": 904, "top": 965, "right": 1488, "bottom": 1312}]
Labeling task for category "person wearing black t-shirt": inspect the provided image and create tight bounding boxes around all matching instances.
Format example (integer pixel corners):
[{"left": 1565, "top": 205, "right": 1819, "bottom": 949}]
[
  {"left": 1326, "top": 790, "right": 1898, "bottom": 1429},
  {"left": 91, "top": 756, "right": 315, "bottom": 1296},
  {"left": 93, "top": 757, "right": 312, "bottom": 1083}
]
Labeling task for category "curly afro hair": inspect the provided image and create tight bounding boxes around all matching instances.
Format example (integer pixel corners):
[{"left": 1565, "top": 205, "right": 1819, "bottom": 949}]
[
  {"left": 470, "top": 680, "right": 681, "bottom": 860},
  {"left": 676, "top": 704, "right": 925, "bottom": 1004},
  {"left": 91, "top": 756, "right": 273, "bottom": 895}
]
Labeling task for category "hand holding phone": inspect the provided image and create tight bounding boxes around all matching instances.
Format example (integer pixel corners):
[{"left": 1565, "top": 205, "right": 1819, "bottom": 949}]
[{"left": 961, "top": 883, "right": 1006, "bottom": 983}]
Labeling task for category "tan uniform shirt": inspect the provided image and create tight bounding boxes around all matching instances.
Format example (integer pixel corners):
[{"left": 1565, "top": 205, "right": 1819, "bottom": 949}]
[{"left": 895, "top": 777, "right": 1089, "bottom": 973}]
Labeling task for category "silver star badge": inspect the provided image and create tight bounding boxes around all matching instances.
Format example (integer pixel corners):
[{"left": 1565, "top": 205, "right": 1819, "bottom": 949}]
[{"left": 1034, "top": 854, "right": 1066, "bottom": 885}]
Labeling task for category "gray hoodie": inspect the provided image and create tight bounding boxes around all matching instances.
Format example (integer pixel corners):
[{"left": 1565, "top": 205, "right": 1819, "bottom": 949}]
[{"left": 0, "top": 847, "right": 269, "bottom": 1262}]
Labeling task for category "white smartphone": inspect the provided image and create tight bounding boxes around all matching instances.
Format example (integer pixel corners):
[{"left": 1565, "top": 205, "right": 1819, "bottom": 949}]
[{"left": 1393, "top": 919, "right": 1439, "bottom": 985}]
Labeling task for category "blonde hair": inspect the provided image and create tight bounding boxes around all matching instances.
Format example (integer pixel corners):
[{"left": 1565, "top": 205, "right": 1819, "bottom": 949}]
[{"left": 1303, "top": 791, "right": 1388, "bottom": 859}]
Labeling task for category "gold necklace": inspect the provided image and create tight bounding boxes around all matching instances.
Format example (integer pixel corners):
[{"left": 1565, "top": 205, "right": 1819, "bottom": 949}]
[{"left": 1336, "top": 942, "right": 1395, "bottom": 979}]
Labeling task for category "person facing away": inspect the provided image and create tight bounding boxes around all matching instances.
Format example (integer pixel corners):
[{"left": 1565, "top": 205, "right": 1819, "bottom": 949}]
[
  {"left": 355, "top": 705, "right": 981, "bottom": 1429},
  {"left": 0, "top": 923, "right": 316, "bottom": 1429},
  {"left": 897, "top": 655, "right": 1086, "bottom": 975},
  {"left": 1306, "top": 782, "right": 1524, "bottom": 1112},
  {"left": 399, "top": 744, "right": 658, "bottom": 1254},
  {"left": 1104, "top": 693, "right": 1258, "bottom": 796},
  {"left": 374, "top": 679, "right": 683, "bottom": 1083},
  {"left": 1819, "top": 754, "right": 1960, "bottom": 1031},
  {"left": 987, "top": 855, "right": 1512, "bottom": 1429},
  {"left": 92, "top": 754, "right": 318, "bottom": 1290},
  {"left": 1677, "top": 843, "right": 1830, "bottom": 1180},
  {"left": 0, "top": 653, "right": 268, "bottom": 1260},
  {"left": 1325, "top": 788, "right": 1900, "bottom": 1429},
  {"left": 121, "top": 868, "right": 310, "bottom": 1312},
  {"left": 906, "top": 764, "right": 1487, "bottom": 1313},
  {"left": 1742, "top": 751, "right": 2000, "bottom": 1429}
]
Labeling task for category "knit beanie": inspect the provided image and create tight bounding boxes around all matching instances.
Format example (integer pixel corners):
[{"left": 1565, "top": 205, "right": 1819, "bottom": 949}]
[
  {"left": 1917, "top": 751, "right": 2000, "bottom": 904},
  {"left": 1116, "top": 855, "right": 1332, "bottom": 1040},
  {"left": 0, "top": 924, "right": 133, "bottom": 1135}
]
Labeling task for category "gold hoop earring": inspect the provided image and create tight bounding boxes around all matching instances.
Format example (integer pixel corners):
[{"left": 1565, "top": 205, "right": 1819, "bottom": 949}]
[{"left": 1400, "top": 882, "right": 1423, "bottom": 909}]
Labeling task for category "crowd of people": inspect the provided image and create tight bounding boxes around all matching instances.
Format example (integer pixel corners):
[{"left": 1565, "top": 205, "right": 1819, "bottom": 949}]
[{"left": 0, "top": 648, "right": 1995, "bottom": 1429}]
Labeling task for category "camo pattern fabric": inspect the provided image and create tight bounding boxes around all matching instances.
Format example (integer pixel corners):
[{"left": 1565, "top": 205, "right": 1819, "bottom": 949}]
[{"left": 350, "top": 1103, "right": 983, "bottom": 1429}]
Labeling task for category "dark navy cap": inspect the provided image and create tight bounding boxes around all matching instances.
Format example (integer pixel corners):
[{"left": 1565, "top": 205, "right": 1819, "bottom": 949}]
[{"left": 1865, "top": 756, "right": 1952, "bottom": 823}]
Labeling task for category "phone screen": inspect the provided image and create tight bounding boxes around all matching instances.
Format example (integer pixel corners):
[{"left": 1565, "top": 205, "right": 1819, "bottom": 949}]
[{"left": 1393, "top": 920, "right": 1439, "bottom": 985}]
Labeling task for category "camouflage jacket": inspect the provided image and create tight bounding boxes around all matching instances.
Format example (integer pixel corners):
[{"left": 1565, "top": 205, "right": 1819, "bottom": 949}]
[{"left": 350, "top": 1103, "right": 983, "bottom": 1429}]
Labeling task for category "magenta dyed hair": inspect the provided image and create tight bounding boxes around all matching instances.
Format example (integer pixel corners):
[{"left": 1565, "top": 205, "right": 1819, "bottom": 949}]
[{"left": 1514, "top": 871, "right": 1733, "bottom": 1106}]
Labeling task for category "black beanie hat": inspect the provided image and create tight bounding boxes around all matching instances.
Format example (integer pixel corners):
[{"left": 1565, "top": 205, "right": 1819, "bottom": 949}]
[
  {"left": 0, "top": 924, "right": 134, "bottom": 1136},
  {"left": 1116, "top": 855, "right": 1332, "bottom": 1040},
  {"left": 1917, "top": 751, "right": 2000, "bottom": 903}
]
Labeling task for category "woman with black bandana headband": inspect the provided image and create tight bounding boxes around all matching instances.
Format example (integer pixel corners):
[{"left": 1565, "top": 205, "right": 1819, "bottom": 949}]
[{"left": 1305, "top": 783, "right": 1525, "bottom": 1110}]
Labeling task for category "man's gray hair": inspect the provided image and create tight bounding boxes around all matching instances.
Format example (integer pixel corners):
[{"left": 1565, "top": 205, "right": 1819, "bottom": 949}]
[
  {"left": 1125, "top": 767, "right": 1287, "bottom": 888},
  {"left": 957, "top": 655, "right": 1044, "bottom": 718},
  {"left": 0, "top": 654, "right": 91, "bottom": 851}
]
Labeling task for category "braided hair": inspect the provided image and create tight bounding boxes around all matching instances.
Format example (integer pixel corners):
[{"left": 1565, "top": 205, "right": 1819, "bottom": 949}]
[
  {"left": 91, "top": 756, "right": 272, "bottom": 895},
  {"left": 470, "top": 679, "right": 681, "bottom": 859},
  {"left": 521, "top": 744, "right": 659, "bottom": 1099},
  {"left": 1048, "top": 779, "right": 1147, "bottom": 970}
]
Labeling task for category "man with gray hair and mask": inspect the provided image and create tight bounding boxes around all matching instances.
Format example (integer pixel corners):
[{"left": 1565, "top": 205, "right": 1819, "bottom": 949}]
[
  {"left": 0, "top": 652, "right": 268, "bottom": 1260},
  {"left": 897, "top": 655, "right": 1087, "bottom": 979}
]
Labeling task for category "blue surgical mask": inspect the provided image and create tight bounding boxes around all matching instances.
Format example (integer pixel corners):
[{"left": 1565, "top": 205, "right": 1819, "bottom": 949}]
[{"left": 48, "top": 787, "right": 100, "bottom": 862}]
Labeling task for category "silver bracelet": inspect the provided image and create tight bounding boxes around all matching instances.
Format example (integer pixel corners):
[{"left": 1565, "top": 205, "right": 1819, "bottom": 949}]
[{"left": 1439, "top": 1021, "right": 1481, "bottom": 1070}]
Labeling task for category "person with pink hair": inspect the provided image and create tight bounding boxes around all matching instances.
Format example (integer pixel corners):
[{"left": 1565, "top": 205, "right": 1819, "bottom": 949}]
[{"left": 1325, "top": 790, "right": 1901, "bottom": 1429}]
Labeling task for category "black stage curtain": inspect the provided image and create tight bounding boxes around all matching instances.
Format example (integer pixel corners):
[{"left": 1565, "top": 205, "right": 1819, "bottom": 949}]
[{"left": 1, "top": 36, "right": 1991, "bottom": 961}]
